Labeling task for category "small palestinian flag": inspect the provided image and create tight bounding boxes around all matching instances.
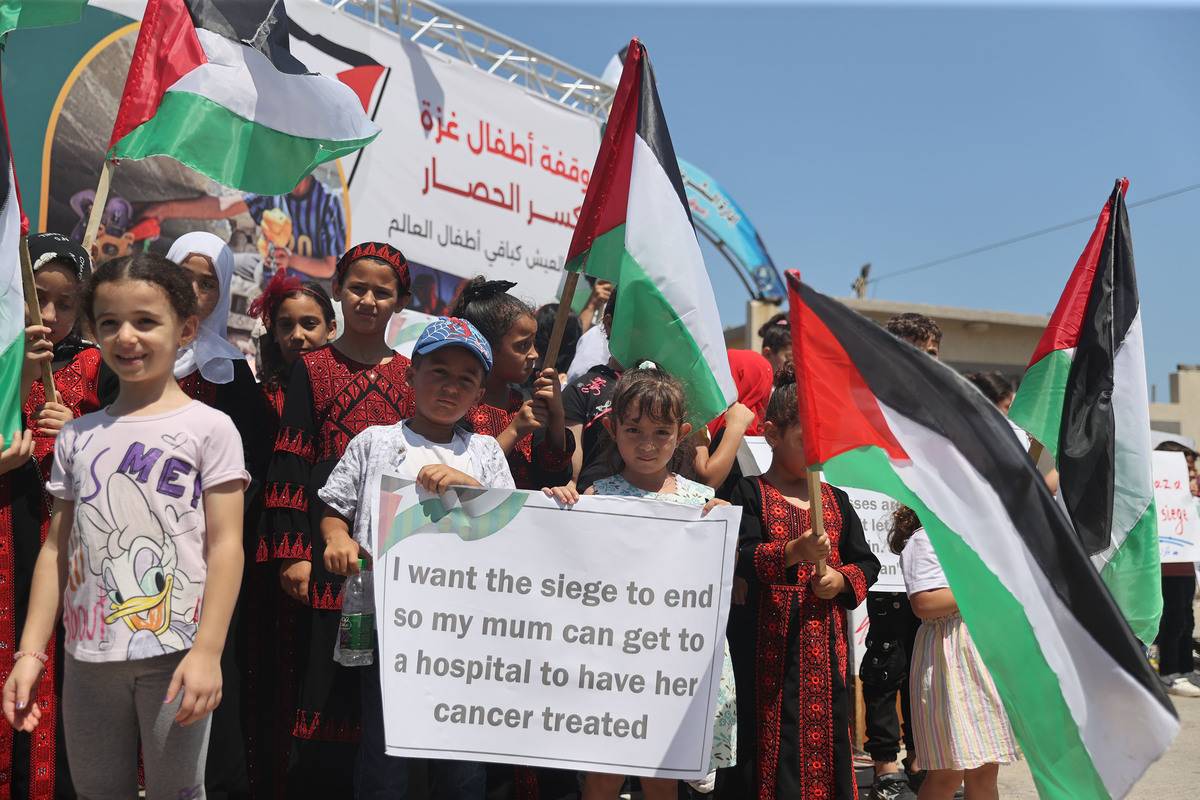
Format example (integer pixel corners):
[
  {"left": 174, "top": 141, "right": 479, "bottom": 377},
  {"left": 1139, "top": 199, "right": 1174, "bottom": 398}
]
[
  {"left": 565, "top": 38, "right": 735, "bottom": 425},
  {"left": 1009, "top": 179, "right": 1160, "bottom": 644},
  {"left": 786, "top": 271, "right": 1176, "bottom": 799},
  {"left": 0, "top": 66, "right": 26, "bottom": 444},
  {"left": 0, "top": 0, "right": 86, "bottom": 38},
  {"left": 108, "top": 0, "right": 380, "bottom": 195}
]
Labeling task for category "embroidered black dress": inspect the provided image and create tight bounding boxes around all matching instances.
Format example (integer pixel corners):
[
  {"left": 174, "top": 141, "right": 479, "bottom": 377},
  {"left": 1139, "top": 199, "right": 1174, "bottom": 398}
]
[
  {"left": 731, "top": 477, "right": 879, "bottom": 800},
  {"left": 464, "top": 388, "right": 574, "bottom": 491},
  {"left": 259, "top": 345, "right": 413, "bottom": 796}
]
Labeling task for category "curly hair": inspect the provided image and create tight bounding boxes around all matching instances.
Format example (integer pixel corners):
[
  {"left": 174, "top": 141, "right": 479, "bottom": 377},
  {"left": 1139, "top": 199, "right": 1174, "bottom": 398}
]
[
  {"left": 83, "top": 252, "right": 198, "bottom": 324},
  {"left": 888, "top": 505, "right": 922, "bottom": 554},
  {"left": 886, "top": 312, "right": 942, "bottom": 348},
  {"left": 765, "top": 361, "right": 799, "bottom": 429},
  {"left": 758, "top": 311, "right": 790, "bottom": 352},
  {"left": 450, "top": 276, "right": 535, "bottom": 350}
]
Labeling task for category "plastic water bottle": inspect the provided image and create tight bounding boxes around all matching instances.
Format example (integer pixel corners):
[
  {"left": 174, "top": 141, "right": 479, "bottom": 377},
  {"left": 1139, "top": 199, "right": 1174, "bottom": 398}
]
[{"left": 334, "top": 559, "right": 374, "bottom": 667}]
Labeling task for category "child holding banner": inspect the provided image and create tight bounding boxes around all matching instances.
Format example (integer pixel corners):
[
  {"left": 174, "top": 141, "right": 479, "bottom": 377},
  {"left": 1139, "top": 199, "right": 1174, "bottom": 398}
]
[
  {"left": 317, "top": 317, "right": 514, "bottom": 800},
  {"left": 546, "top": 365, "right": 736, "bottom": 799},
  {"left": 729, "top": 366, "right": 879, "bottom": 800}
]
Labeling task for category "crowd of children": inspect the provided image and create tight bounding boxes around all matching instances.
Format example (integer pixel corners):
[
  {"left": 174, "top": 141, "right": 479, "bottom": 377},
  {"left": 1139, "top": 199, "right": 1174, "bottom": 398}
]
[{"left": 0, "top": 235, "right": 1068, "bottom": 800}]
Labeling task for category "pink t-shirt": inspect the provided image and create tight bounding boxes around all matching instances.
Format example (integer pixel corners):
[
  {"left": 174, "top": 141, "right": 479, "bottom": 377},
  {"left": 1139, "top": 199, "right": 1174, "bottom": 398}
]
[{"left": 47, "top": 401, "right": 248, "bottom": 662}]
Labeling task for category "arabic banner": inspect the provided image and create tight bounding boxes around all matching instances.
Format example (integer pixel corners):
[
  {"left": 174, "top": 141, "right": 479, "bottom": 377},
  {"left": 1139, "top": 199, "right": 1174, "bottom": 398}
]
[
  {"left": 1154, "top": 451, "right": 1200, "bottom": 564},
  {"left": 289, "top": 3, "right": 602, "bottom": 305},
  {"left": 371, "top": 479, "right": 738, "bottom": 779}
]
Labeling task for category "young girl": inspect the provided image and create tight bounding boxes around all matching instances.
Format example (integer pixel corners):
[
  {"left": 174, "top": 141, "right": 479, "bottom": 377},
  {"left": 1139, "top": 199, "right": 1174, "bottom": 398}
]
[
  {"left": 0, "top": 233, "right": 98, "bottom": 799},
  {"left": 890, "top": 509, "right": 1018, "bottom": 799},
  {"left": 260, "top": 241, "right": 413, "bottom": 795},
  {"left": 729, "top": 366, "right": 879, "bottom": 800},
  {"left": 245, "top": 272, "right": 337, "bottom": 796},
  {"left": 694, "top": 349, "right": 770, "bottom": 493},
  {"left": 756, "top": 313, "right": 791, "bottom": 376},
  {"left": 547, "top": 366, "right": 736, "bottom": 800},
  {"left": 2, "top": 252, "right": 247, "bottom": 799},
  {"left": 451, "top": 277, "right": 573, "bottom": 491}
]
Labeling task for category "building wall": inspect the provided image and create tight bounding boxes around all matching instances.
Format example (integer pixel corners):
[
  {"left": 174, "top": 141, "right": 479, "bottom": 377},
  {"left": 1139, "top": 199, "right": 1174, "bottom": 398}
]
[{"left": 1151, "top": 366, "right": 1200, "bottom": 441}]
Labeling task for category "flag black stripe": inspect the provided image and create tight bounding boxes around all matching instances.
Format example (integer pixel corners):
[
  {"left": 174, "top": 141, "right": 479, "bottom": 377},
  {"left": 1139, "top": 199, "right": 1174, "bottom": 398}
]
[
  {"left": 186, "top": 0, "right": 307, "bottom": 75},
  {"left": 289, "top": 19, "right": 381, "bottom": 68},
  {"left": 800, "top": 281, "right": 1171, "bottom": 713},
  {"left": 635, "top": 44, "right": 693, "bottom": 226}
]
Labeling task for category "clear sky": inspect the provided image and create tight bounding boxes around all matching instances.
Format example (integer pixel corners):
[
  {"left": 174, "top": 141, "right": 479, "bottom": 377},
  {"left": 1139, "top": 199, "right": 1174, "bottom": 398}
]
[{"left": 455, "top": 1, "right": 1200, "bottom": 395}]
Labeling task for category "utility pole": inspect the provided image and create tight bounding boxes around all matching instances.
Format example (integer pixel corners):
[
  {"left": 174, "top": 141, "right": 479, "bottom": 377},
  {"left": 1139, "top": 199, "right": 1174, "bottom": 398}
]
[{"left": 851, "top": 263, "right": 871, "bottom": 298}]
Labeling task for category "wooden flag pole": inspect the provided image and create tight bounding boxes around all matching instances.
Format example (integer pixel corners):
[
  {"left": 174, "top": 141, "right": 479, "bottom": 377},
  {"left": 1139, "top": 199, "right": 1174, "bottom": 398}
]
[
  {"left": 81, "top": 159, "right": 115, "bottom": 258},
  {"left": 807, "top": 468, "right": 828, "bottom": 576},
  {"left": 542, "top": 271, "right": 581, "bottom": 374},
  {"left": 1028, "top": 438, "right": 1045, "bottom": 466},
  {"left": 19, "top": 235, "right": 56, "bottom": 400}
]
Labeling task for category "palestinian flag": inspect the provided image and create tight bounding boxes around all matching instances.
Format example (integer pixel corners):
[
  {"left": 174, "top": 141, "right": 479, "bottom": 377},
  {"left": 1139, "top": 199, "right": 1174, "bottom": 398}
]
[
  {"left": 1009, "top": 180, "right": 1160, "bottom": 644},
  {"left": 786, "top": 270, "right": 1176, "bottom": 798},
  {"left": 0, "top": 68, "right": 25, "bottom": 444},
  {"left": 0, "top": 0, "right": 86, "bottom": 38},
  {"left": 107, "top": 0, "right": 380, "bottom": 195},
  {"left": 565, "top": 38, "right": 735, "bottom": 425}
]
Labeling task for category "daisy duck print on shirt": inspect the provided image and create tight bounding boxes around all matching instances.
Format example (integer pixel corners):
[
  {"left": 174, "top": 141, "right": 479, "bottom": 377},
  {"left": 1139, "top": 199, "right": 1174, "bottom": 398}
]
[{"left": 46, "top": 401, "right": 248, "bottom": 662}]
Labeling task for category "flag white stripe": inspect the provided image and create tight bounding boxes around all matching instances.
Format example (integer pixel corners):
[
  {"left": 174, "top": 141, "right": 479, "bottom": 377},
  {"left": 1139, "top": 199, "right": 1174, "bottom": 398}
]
[
  {"left": 880, "top": 402, "right": 1176, "bottom": 798},
  {"left": 625, "top": 135, "right": 736, "bottom": 407},
  {"left": 0, "top": 163, "right": 23, "bottom": 348},
  {"left": 161, "top": 29, "right": 379, "bottom": 143}
]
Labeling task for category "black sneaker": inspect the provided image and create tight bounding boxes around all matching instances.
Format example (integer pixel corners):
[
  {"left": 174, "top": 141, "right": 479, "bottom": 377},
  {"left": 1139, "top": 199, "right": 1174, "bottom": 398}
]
[{"left": 870, "top": 773, "right": 917, "bottom": 800}]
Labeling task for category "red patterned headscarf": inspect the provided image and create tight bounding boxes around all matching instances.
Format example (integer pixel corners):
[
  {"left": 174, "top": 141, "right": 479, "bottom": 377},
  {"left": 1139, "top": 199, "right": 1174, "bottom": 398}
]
[
  {"left": 335, "top": 241, "right": 411, "bottom": 292},
  {"left": 708, "top": 349, "right": 774, "bottom": 437}
]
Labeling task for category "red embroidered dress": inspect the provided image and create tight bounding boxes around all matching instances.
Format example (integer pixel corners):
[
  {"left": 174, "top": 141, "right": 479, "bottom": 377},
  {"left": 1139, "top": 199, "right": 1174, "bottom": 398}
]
[
  {"left": 732, "top": 477, "right": 879, "bottom": 800},
  {"left": 259, "top": 345, "right": 413, "bottom": 780},
  {"left": 464, "top": 388, "right": 574, "bottom": 490},
  {"left": 0, "top": 347, "right": 102, "bottom": 800}
]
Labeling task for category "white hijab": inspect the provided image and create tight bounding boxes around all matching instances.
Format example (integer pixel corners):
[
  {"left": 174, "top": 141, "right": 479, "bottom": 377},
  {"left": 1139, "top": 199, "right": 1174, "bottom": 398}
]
[{"left": 166, "top": 232, "right": 245, "bottom": 384}]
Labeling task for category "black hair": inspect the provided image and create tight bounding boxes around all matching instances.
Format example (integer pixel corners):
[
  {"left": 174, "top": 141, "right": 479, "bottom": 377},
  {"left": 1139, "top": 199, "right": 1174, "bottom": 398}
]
[
  {"left": 888, "top": 506, "right": 922, "bottom": 555},
  {"left": 603, "top": 283, "right": 618, "bottom": 320},
  {"left": 450, "top": 276, "right": 535, "bottom": 349},
  {"left": 886, "top": 313, "right": 943, "bottom": 348},
  {"left": 83, "top": 252, "right": 198, "bottom": 324},
  {"left": 964, "top": 371, "right": 1013, "bottom": 407},
  {"left": 758, "top": 312, "right": 790, "bottom": 352},
  {"left": 600, "top": 366, "right": 691, "bottom": 476},
  {"left": 257, "top": 282, "right": 336, "bottom": 389},
  {"left": 534, "top": 303, "right": 581, "bottom": 374},
  {"left": 764, "top": 361, "right": 799, "bottom": 429}
]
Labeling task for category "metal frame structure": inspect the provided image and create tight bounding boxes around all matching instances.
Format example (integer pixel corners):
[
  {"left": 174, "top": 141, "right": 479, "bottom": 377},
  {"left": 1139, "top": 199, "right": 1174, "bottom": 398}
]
[{"left": 319, "top": 0, "right": 615, "bottom": 122}]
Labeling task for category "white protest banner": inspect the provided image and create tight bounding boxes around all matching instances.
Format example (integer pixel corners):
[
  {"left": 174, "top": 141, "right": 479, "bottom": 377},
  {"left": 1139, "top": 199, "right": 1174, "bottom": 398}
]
[
  {"left": 289, "top": 3, "right": 602, "bottom": 304},
  {"left": 1153, "top": 450, "right": 1199, "bottom": 564},
  {"left": 371, "top": 480, "right": 739, "bottom": 779},
  {"left": 738, "top": 437, "right": 904, "bottom": 591}
]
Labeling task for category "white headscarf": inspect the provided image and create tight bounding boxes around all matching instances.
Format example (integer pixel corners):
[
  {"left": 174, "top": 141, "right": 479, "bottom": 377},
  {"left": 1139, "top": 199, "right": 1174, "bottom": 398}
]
[{"left": 166, "top": 232, "right": 245, "bottom": 384}]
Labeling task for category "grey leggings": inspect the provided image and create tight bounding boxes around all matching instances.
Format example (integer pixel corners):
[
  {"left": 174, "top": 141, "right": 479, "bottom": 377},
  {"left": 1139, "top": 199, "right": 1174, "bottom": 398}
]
[{"left": 63, "top": 651, "right": 211, "bottom": 800}]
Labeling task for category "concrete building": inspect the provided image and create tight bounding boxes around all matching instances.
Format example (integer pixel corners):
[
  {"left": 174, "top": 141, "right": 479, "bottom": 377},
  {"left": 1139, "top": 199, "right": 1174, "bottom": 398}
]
[{"left": 1150, "top": 365, "right": 1200, "bottom": 442}]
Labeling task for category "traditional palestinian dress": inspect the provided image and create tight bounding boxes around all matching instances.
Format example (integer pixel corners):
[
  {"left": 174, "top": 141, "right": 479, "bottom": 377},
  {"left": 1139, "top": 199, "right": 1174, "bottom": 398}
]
[
  {"left": 464, "top": 388, "right": 574, "bottom": 490},
  {"left": 259, "top": 345, "right": 413, "bottom": 795},
  {"left": 0, "top": 343, "right": 102, "bottom": 800},
  {"left": 731, "top": 477, "right": 879, "bottom": 800}
]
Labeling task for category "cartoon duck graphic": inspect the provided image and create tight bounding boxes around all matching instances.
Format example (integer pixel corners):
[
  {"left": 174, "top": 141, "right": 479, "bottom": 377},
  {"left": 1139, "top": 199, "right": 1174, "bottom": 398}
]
[{"left": 76, "top": 473, "right": 201, "bottom": 659}]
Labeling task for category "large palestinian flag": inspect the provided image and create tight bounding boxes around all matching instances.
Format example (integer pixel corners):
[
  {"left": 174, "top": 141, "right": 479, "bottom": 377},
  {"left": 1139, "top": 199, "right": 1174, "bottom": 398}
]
[
  {"left": 107, "top": 0, "right": 380, "bottom": 195},
  {"left": 0, "top": 66, "right": 26, "bottom": 446},
  {"left": 565, "top": 38, "right": 735, "bottom": 425},
  {"left": 787, "top": 271, "right": 1175, "bottom": 799},
  {"left": 1009, "top": 179, "right": 1160, "bottom": 644}
]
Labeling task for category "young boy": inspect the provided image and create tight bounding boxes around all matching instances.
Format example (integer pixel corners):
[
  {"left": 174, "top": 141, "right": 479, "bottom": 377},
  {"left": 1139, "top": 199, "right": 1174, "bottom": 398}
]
[{"left": 317, "top": 317, "right": 515, "bottom": 800}]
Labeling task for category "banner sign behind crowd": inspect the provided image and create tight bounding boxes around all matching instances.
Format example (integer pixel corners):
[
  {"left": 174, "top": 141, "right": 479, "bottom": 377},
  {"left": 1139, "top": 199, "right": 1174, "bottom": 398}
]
[
  {"left": 1153, "top": 450, "right": 1199, "bottom": 563},
  {"left": 372, "top": 479, "right": 738, "bottom": 779}
]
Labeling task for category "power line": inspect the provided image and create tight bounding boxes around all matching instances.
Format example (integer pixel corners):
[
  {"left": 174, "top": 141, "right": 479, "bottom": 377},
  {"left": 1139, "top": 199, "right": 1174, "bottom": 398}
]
[{"left": 868, "top": 181, "right": 1200, "bottom": 285}]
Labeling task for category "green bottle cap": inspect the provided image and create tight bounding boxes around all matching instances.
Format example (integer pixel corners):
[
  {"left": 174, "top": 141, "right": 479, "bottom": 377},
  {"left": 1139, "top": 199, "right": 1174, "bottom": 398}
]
[{"left": 358, "top": 558, "right": 367, "bottom": 570}]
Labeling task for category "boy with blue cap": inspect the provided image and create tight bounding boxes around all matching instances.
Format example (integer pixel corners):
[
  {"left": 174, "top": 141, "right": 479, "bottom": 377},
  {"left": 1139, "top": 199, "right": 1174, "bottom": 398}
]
[{"left": 318, "top": 317, "right": 514, "bottom": 799}]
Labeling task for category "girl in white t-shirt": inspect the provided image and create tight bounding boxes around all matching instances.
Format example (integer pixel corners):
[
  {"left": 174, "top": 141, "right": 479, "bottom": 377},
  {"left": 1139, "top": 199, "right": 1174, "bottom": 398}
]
[
  {"left": 891, "top": 509, "right": 1018, "bottom": 799},
  {"left": 3, "top": 253, "right": 248, "bottom": 799}
]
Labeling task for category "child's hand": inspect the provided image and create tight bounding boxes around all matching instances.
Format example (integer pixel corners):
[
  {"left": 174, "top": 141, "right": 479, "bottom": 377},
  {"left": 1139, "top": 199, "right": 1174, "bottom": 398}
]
[
  {"left": 279, "top": 559, "right": 311, "bottom": 605},
  {"left": 3, "top": 655, "right": 46, "bottom": 732},
  {"left": 166, "top": 647, "right": 223, "bottom": 726},
  {"left": 810, "top": 568, "right": 846, "bottom": 600},
  {"left": 532, "top": 368, "right": 564, "bottom": 424},
  {"left": 723, "top": 402, "right": 756, "bottom": 432},
  {"left": 787, "top": 527, "right": 831, "bottom": 563},
  {"left": 511, "top": 400, "right": 543, "bottom": 438},
  {"left": 35, "top": 400, "right": 73, "bottom": 436},
  {"left": 701, "top": 498, "right": 730, "bottom": 516},
  {"left": 416, "top": 464, "right": 479, "bottom": 495},
  {"left": 0, "top": 430, "right": 34, "bottom": 476},
  {"left": 543, "top": 483, "right": 580, "bottom": 506},
  {"left": 731, "top": 576, "right": 749, "bottom": 606},
  {"left": 21, "top": 325, "right": 53, "bottom": 381},
  {"left": 323, "top": 530, "right": 363, "bottom": 577}
]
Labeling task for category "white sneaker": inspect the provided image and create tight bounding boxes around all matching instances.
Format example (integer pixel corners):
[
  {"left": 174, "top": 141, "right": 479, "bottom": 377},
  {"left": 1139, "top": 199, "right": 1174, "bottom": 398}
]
[{"left": 1168, "top": 677, "right": 1200, "bottom": 697}]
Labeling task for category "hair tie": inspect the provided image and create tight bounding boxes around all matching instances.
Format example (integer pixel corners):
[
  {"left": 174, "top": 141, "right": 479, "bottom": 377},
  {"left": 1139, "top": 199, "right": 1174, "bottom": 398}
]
[
  {"left": 248, "top": 270, "right": 304, "bottom": 326},
  {"left": 463, "top": 279, "right": 517, "bottom": 305},
  {"left": 638, "top": 360, "right": 658, "bottom": 370}
]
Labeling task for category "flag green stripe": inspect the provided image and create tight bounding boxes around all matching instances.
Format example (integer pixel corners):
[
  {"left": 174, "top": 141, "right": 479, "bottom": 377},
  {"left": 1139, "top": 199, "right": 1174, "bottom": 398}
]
[
  {"left": 108, "top": 90, "right": 379, "bottom": 196},
  {"left": 0, "top": 0, "right": 85, "bottom": 37},
  {"left": 1009, "top": 348, "right": 1072, "bottom": 460},
  {"left": 1101, "top": 502, "right": 1162, "bottom": 645},
  {"left": 0, "top": 336, "right": 25, "bottom": 446},
  {"left": 580, "top": 224, "right": 728, "bottom": 425},
  {"left": 822, "top": 445, "right": 1110, "bottom": 799}
]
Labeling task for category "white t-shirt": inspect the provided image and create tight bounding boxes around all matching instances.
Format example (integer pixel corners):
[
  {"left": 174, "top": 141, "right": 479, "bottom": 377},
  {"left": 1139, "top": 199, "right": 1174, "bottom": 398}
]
[
  {"left": 46, "top": 401, "right": 249, "bottom": 662},
  {"left": 566, "top": 325, "right": 611, "bottom": 384},
  {"left": 899, "top": 529, "right": 948, "bottom": 596}
]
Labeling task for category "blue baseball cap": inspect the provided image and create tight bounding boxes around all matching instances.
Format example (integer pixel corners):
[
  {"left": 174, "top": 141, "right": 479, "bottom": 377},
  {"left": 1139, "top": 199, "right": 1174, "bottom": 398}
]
[{"left": 414, "top": 317, "right": 493, "bottom": 373}]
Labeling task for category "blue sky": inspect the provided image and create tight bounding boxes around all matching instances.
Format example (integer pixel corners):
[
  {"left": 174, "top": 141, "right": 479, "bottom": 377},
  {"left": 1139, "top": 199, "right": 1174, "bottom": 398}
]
[{"left": 456, "top": 2, "right": 1200, "bottom": 394}]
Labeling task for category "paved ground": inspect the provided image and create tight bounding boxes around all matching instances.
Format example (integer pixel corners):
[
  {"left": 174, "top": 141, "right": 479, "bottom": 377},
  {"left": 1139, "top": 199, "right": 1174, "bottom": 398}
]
[{"left": 996, "top": 693, "right": 1200, "bottom": 799}]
